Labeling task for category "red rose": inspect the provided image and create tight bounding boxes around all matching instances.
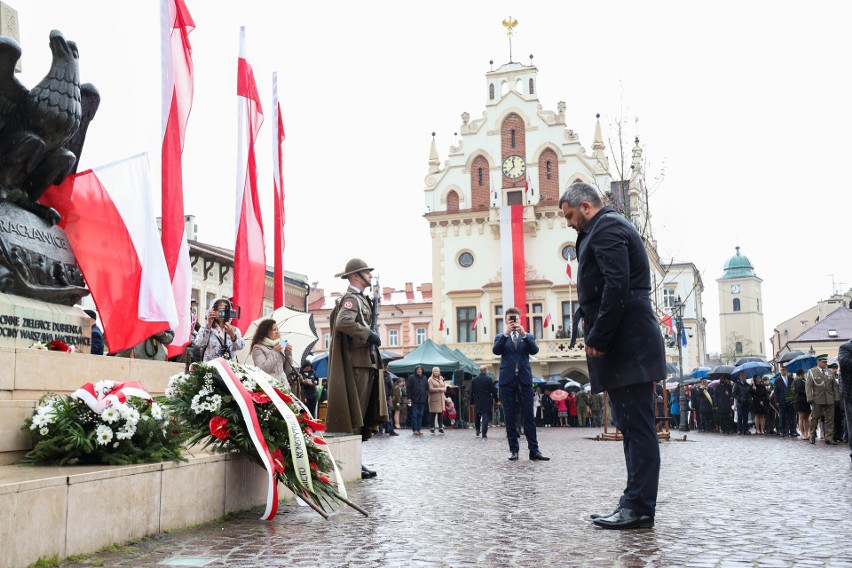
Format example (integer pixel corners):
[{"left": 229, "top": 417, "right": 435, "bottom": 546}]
[
  {"left": 306, "top": 420, "right": 326, "bottom": 432},
  {"left": 272, "top": 448, "right": 286, "bottom": 473},
  {"left": 209, "top": 416, "right": 230, "bottom": 439},
  {"left": 319, "top": 476, "right": 330, "bottom": 483},
  {"left": 309, "top": 461, "right": 318, "bottom": 470},
  {"left": 313, "top": 436, "right": 327, "bottom": 445},
  {"left": 250, "top": 391, "right": 271, "bottom": 404}
]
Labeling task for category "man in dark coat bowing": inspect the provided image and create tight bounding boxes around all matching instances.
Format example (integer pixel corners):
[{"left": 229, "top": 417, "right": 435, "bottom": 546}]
[
  {"left": 470, "top": 365, "right": 498, "bottom": 438},
  {"left": 560, "top": 182, "right": 665, "bottom": 529}
]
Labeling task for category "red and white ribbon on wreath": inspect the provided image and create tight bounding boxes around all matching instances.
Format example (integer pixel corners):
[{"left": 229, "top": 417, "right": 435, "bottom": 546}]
[
  {"left": 243, "top": 365, "right": 315, "bottom": 495},
  {"left": 208, "top": 358, "right": 279, "bottom": 520},
  {"left": 71, "top": 381, "right": 152, "bottom": 414}
]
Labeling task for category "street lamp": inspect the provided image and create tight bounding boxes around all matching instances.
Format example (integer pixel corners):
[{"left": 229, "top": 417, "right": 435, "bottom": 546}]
[{"left": 673, "top": 295, "right": 689, "bottom": 432}]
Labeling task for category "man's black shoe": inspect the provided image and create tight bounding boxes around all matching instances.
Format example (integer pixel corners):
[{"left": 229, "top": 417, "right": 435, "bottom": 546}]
[
  {"left": 810, "top": 435, "right": 816, "bottom": 444},
  {"left": 482, "top": 435, "right": 487, "bottom": 439},
  {"left": 361, "top": 465, "right": 377, "bottom": 478},
  {"left": 388, "top": 431, "right": 399, "bottom": 436},
  {"left": 825, "top": 440, "right": 836, "bottom": 445},
  {"left": 529, "top": 451, "right": 550, "bottom": 461},
  {"left": 590, "top": 506, "right": 621, "bottom": 520},
  {"left": 592, "top": 507, "right": 654, "bottom": 529},
  {"left": 508, "top": 452, "right": 519, "bottom": 461}
]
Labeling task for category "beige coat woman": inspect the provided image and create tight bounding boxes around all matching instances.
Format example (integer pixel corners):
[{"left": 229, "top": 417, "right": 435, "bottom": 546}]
[{"left": 428, "top": 372, "right": 447, "bottom": 413}]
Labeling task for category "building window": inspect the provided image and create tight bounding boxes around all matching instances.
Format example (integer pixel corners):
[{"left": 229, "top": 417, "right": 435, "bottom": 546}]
[
  {"left": 457, "top": 307, "right": 477, "bottom": 343},
  {"left": 735, "top": 341, "right": 743, "bottom": 354},
  {"left": 206, "top": 292, "right": 216, "bottom": 308},
  {"left": 494, "top": 305, "right": 504, "bottom": 336},
  {"left": 756, "top": 298, "right": 760, "bottom": 311},
  {"left": 447, "top": 190, "right": 459, "bottom": 212},
  {"left": 324, "top": 332, "right": 331, "bottom": 349},
  {"left": 663, "top": 288, "right": 676, "bottom": 310},
  {"left": 561, "top": 245, "right": 577, "bottom": 261},
  {"left": 511, "top": 129, "right": 516, "bottom": 148},
  {"left": 531, "top": 303, "right": 543, "bottom": 338},
  {"left": 388, "top": 329, "right": 399, "bottom": 347},
  {"left": 263, "top": 306, "right": 273, "bottom": 317},
  {"left": 478, "top": 167, "right": 483, "bottom": 185},
  {"left": 733, "top": 298, "right": 741, "bottom": 312},
  {"left": 458, "top": 251, "right": 474, "bottom": 268},
  {"left": 546, "top": 160, "right": 551, "bottom": 180},
  {"left": 416, "top": 327, "right": 426, "bottom": 345},
  {"left": 529, "top": 78, "right": 534, "bottom": 94},
  {"left": 561, "top": 301, "right": 573, "bottom": 336},
  {"left": 489, "top": 83, "right": 495, "bottom": 100}
]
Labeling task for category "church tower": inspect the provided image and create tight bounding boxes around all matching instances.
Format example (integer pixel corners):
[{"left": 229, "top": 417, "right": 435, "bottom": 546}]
[{"left": 717, "top": 247, "right": 766, "bottom": 359}]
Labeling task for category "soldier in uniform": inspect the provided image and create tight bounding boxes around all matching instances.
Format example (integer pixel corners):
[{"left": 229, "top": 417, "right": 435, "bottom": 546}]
[
  {"left": 325, "top": 258, "right": 388, "bottom": 478},
  {"left": 806, "top": 354, "right": 840, "bottom": 445},
  {"left": 576, "top": 387, "right": 590, "bottom": 427}
]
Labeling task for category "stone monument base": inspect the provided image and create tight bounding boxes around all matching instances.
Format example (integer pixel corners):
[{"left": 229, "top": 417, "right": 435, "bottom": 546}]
[{"left": 0, "top": 292, "right": 93, "bottom": 352}]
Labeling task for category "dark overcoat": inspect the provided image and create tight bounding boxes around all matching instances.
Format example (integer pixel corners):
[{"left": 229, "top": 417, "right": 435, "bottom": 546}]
[
  {"left": 576, "top": 207, "right": 666, "bottom": 393},
  {"left": 470, "top": 373, "right": 498, "bottom": 410}
]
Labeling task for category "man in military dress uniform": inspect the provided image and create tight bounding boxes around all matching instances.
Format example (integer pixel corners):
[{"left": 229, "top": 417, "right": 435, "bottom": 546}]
[
  {"left": 806, "top": 354, "right": 840, "bottom": 445},
  {"left": 326, "top": 258, "right": 388, "bottom": 477}
]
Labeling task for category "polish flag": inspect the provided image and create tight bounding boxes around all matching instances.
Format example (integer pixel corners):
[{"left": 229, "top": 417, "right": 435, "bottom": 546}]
[
  {"left": 271, "top": 72, "right": 286, "bottom": 309},
  {"left": 160, "top": 0, "right": 194, "bottom": 359},
  {"left": 544, "top": 313, "right": 552, "bottom": 327},
  {"left": 499, "top": 205, "right": 527, "bottom": 325},
  {"left": 41, "top": 154, "right": 178, "bottom": 353},
  {"left": 471, "top": 312, "right": 482, "bottom": 330},
  {"left": 525, "top": 173, "right": 531, "bottom": 193},
  {"left": 232, "top": 27, "right": 266, "bottom": 333},
  {"left": 661, "top": 313, "right": 673, "bottom": 335},
  {"left": 438, "top": 318, "right": 444, "bottom": 331},
  {"left": 566, "top": 262, "right": 573, "bottom": 282}
]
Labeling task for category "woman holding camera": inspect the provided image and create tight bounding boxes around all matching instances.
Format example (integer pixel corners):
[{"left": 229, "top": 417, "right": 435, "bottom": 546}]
[
  {"left": 249, "top": 319, "right": 294, "bottom": 380},
  {"left": 193, "top": 298, "right": 245, "bottom": 362}
]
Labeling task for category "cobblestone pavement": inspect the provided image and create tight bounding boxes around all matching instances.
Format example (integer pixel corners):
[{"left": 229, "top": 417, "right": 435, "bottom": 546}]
[{"left": 56, "top": 427, "right": 852, "bottom": 568}]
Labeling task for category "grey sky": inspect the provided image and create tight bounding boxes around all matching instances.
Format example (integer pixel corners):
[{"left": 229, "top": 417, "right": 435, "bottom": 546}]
[{"left": 18, "top": 1, "right": 851, "bottom": 355}]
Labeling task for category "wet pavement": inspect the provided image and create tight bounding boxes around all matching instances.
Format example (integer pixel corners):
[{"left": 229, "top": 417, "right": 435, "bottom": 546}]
[{"left": 55, "top": 427, "right": 852, "bottom": 567}]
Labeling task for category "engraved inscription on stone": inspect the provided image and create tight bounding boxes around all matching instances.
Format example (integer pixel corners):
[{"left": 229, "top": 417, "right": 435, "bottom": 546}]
[
  {"left": 0, "top": 2, "right": 20, "bottom": 71},
  {"left": 0, "top": 202, "right": 75, "bottom": 265}
]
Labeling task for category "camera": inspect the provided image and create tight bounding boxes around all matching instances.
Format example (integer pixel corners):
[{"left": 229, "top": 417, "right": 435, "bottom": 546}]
[
  {"left": 217, "top": 300, "right": 238, "bottom": 323},
  {"left": 508, "top": 315, "right": 518, "bottom": 323}
]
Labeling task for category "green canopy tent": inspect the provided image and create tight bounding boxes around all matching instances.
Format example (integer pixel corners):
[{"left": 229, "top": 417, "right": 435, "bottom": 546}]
[
  {"left": 451, "top": 348, "right": 480, "bottom": 375},
  {"left": 387, "top": 339, "right": 461, "bottom": 375}
]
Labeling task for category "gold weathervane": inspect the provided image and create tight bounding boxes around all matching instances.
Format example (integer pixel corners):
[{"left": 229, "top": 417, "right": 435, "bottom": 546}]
[{"left": 501, "top": 17, "right": 518, "bottom": 62}]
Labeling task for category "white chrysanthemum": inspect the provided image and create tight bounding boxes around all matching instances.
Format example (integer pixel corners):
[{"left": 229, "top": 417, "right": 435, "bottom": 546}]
[
  {"left": 95, "top": 425, "right": 113, "bottom": 445},
  {"left": 94, "top": 380, "right": 115, "bottom": 396},
  {"left": 190, "top": 394, "right": 203, "bottom": 414},
  {"left": 30, "top": 414, "right": 46, "bottom": 429},
  {"left": 39, "top": 427, "right": 49, "bottom": 436},
  {"left": 209, "top": 395, "right": 222, "bottom": 412},
  {"left": 164, "top": 385, "right": 178, "bottom": 398},
  {"left": 116, "top": 424, "right": 135, "bottom": 440},
  {"left": 114, "top": 402, "right": 130, "bottom": 418},
  {"left": 113, "top": 442, "right": 120, "bottom": 448},
  {"left": 101, "top": 406, "right": 121, "bottom": 424},
  {"left": 242, "top": 378, "right": 257, "bottom": 391},
  {"left": 124, "top": 408, "right": 140, "bottom": 425}
]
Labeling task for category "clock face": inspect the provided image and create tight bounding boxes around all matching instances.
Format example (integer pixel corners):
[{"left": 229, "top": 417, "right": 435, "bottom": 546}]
[
  {"left": 731, "top": 285, "right": 741, "bottom": 294},
  {"left": 502, "top": 155, "right": 526, "bottom": 179}
]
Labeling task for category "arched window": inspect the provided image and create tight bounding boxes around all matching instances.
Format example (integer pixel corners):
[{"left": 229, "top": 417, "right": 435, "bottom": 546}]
[
  {"left": 529, "top": 78, "right": 535, "bottom": 94},
  {"left": 515, "top": 78, "right": 523, "bottom": 92},
  {"left": 546, "top": 161, "right": 552, "bottom": 180},
  {"left": 538, "top": 148, "right": 559, "bottom": 202},
  {"left": 735, "top": 341, "right": 743, "bottom": 354},
  {"left": 489, "top": 84, "right": 495, "bottom": 100},
  {"left": 733, "top": 298, "right": 741, "bottom": 312},
  {"left": 470, "top": 156, "right": 490, "bottom": 209},
  {"left": 446, "top": 190, "right": 459, "bottom": 213},
  {"left": 511, "top": 129, "right": 516, "bottom": 148}
]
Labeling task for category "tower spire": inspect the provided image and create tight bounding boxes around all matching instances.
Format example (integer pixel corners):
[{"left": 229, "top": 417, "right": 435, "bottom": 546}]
[
  {"left": 428, "top": 132, "right": 440, "bottom": 174},
  {"left": 502, "top": 17, "right": 518, "bottom": 62},
  {"left": 592, "top": 113, "right": 606, "bottom": 160}
]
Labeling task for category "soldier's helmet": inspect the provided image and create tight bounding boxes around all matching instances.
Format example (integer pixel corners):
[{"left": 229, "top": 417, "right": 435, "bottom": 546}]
[{"left": 335, "top": 258, "right": 374, "bottom": 279}]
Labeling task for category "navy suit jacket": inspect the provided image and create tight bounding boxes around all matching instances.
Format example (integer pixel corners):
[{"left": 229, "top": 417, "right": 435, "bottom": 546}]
[
  {"left": 492, "top": 333, "right": 539, "bottom": 386},
  {"left": 774, "top": 374, "right": 793, "bottom": 406}
]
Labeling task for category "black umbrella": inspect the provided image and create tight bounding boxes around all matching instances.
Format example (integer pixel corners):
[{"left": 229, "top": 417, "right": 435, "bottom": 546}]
[
  {"left": 665, "top": 362, "right": 681, "bottom": 378},
  {"left": 734, "top": 356, "right": 766, "bottom": 366},
  {"left": 681, "top": 377, "right": 703, "bottom": 386},
  {"left": 710, "top": 364, "right": 736, "bottom": 378},
  {"left": 777, "top": 350, "right": 805, "bottom": 364}
]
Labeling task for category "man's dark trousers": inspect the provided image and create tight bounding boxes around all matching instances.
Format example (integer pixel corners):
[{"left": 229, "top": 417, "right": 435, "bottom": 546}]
[
  {"left": 736, "top": 402, "right": 749, "bottom": 434},
  {"left": 778, "top": 403, "right": 796, "bottom": 435},
  {"left": 607, "top": 382, "right": 660, "bottom": 517},
  {"left": 476, "top": 411, "right": 492, "bottom": 436},
  {"left": 500, "top": 379, "right": 538, "bottom": 453}
]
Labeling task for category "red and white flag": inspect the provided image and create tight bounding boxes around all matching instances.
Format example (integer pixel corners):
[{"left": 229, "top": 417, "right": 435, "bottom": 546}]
[
  {"left": 471, "top": 312, "right": 482, "bottom": 330},
  {"left": 160, "top": 0, "right": 195, "bottom": 359},
  {"left": 499, "top": 205, "right": 527, "bottom": 325},
  {"left": 544, "top": 313, "right": 552, "bottom": 327},
  {"left": 41, "top": 154, "right": 178, "bottom": 353},
  {"left": 566, "top": 262, "right": 573, "bottom": 282},
  {"left": 438, "top": 318, "right": 444, "bottom": 331},
  {"left": 271, "top": 72, "right": 286, "bottom": 310},
  {"left": 661, "top": 313, "right": 673, "bottom": 335},
  {"left": 232, "top": 27, "right": 266, "bottom": 333},
  {"left": 525, "top": 172, "right": 531, "bottom": 193}
]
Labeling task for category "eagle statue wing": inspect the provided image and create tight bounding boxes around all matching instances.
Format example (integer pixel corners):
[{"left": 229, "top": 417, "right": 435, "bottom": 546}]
[{"left": 0, "top": 36, "right": 28, "bottom": 134}]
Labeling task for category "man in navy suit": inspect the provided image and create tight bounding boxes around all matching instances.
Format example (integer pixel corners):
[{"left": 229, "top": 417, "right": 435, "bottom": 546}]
[
  {"left": 561, "top": 182, "right": 665, "bottom": 530},
  {"left": 773, "top": 366, "right": 797, "bottom": 437},
  {"left": 492, "top": 307, "right": 549, "bottom": 462}
]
